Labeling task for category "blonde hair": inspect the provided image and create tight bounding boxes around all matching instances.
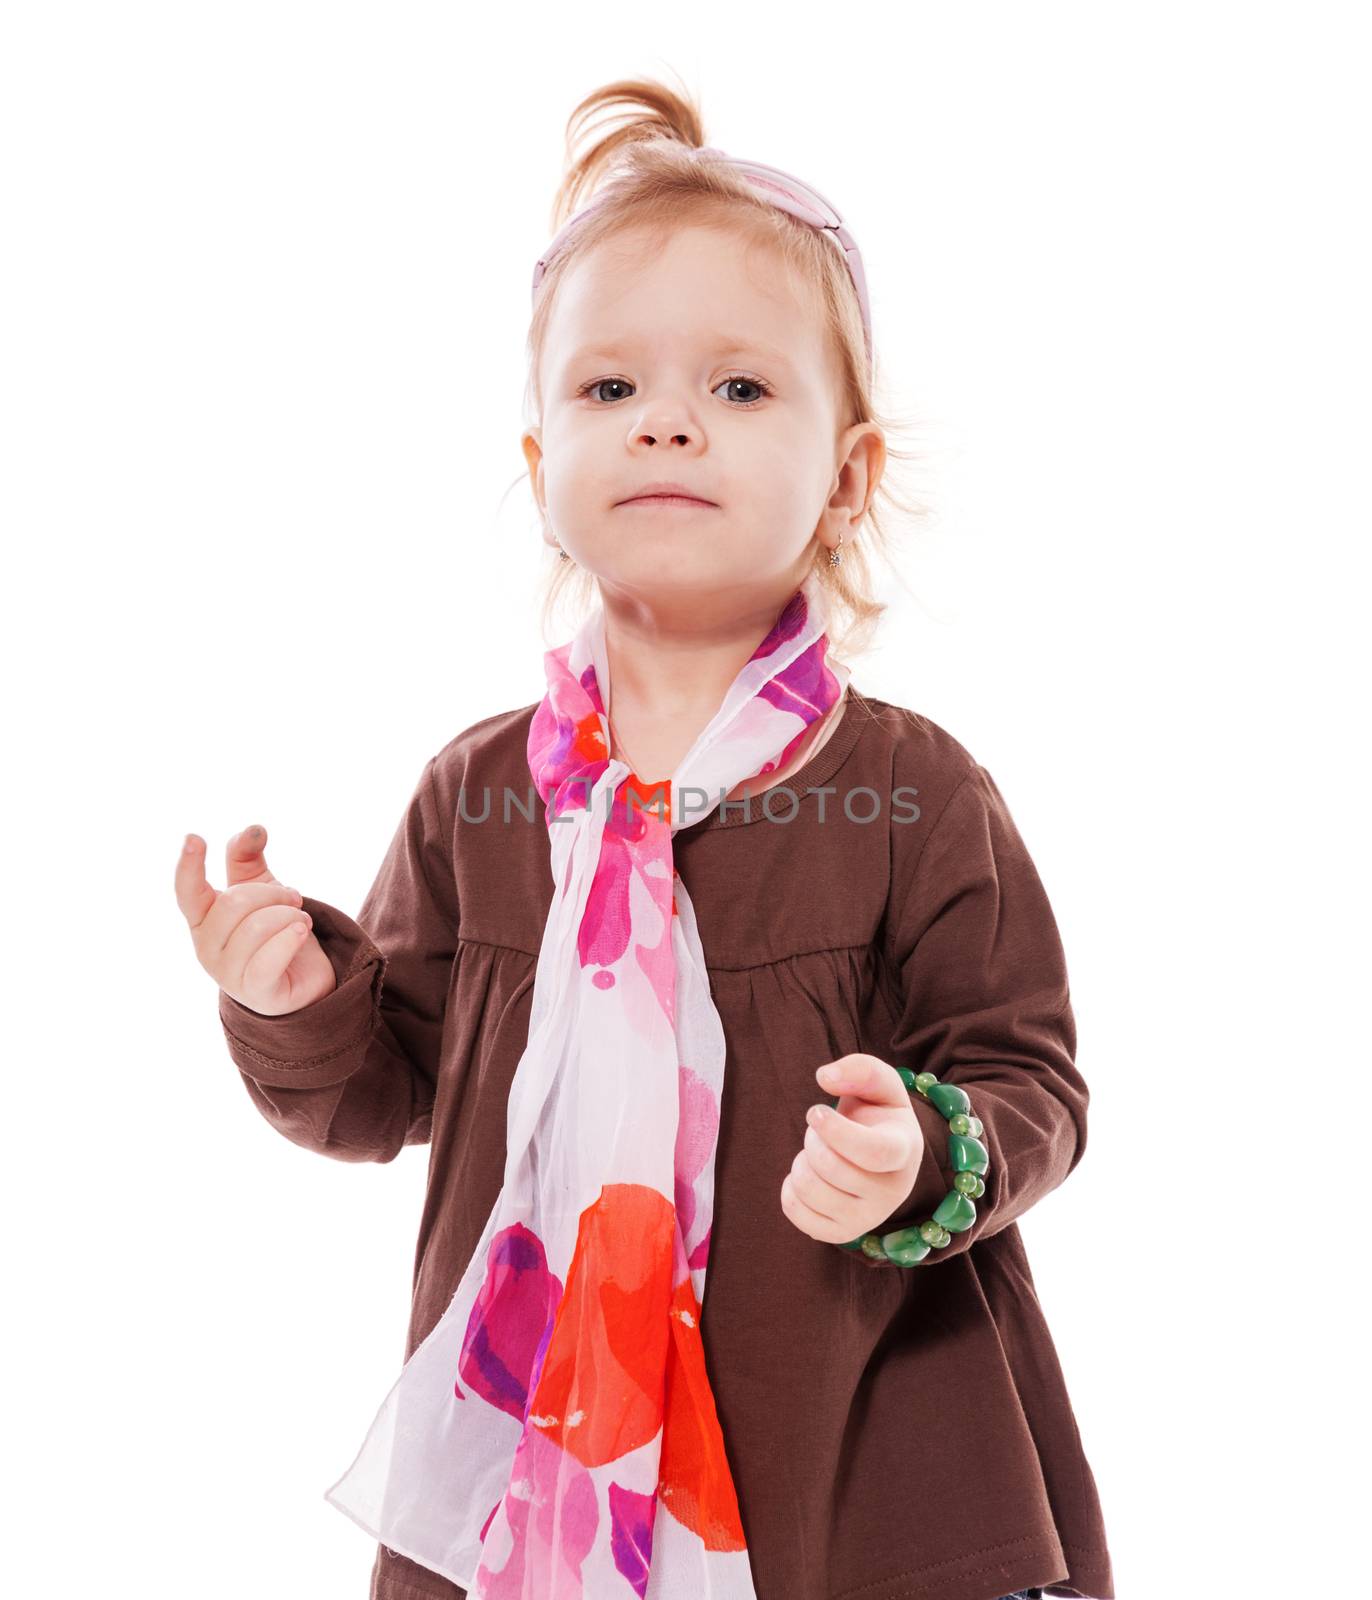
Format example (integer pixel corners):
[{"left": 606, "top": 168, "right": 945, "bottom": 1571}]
[{"left": 514, "top": 73, "right": 934, "bottom": 671}]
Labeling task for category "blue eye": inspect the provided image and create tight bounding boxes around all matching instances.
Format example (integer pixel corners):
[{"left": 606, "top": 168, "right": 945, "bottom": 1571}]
[{"left": 574, "top": 374, "right": 776, "bottom": 408}]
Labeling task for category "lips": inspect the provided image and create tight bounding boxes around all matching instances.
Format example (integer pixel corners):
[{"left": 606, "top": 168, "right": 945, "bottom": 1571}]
[
  {"left": 616, "top": 481, "right": 717, "bottom": 507},
  {"left": 619, "top": 494, "right": 717, "bottom": 508}
]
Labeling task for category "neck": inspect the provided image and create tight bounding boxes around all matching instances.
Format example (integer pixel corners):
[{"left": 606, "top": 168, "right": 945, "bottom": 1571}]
[{"left": 598, "top": 577, "right": 810, "bottom": 723}]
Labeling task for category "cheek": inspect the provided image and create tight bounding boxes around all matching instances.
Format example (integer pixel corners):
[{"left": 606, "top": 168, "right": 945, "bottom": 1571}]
[
  {"left": 739, "top": 438, "right": 828, "bottom": 514},
  {"left": 541, "top": 441, "right": 611, "bottom": 514}
]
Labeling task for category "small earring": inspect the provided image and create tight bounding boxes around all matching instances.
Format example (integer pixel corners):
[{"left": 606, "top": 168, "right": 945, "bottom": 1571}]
[
  {"left": 829, "top": 531, "right": 844, "bottom": 568},
  {"left": 556, "top": 543, "right": 570, "bottom": 562}
]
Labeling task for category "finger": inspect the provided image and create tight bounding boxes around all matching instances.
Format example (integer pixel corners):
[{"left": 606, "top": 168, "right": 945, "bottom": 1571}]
[
  {"left": 789, "top": 1148, "right": 864, "bottom": 1222},
  {"left": 779, "top": 1171, "right": 849, "bottom": 1245},
  {"left": 805, "top": 1100, "right": 912, "bottom": 1175},
  {"left": 197, "top": 880, "right": 306, "bottom": 963},
  {"left": 174, "top": 834, "right": 217, "bottom": 929},
  {"left": 800, "top": 1120, "right": 872, "bottom": 1198},
  {"left": 238, "top": 913, "right": 315, "bottom": 1000},
  {"left": 815, "top": 1052, "right": 910, "bottom": 1110},
  {"left": 226, "top": 823, "right": 279, "bottom": 888}
]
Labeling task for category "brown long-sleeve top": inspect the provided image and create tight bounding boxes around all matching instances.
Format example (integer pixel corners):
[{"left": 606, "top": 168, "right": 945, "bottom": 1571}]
[{"left": 218, "top": 690, "right": 1115, "bottom": 1600}]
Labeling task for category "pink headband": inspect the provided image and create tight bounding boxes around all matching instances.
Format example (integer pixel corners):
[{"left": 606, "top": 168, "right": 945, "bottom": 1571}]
[{"left": 530, "top": 143, "right": 874, "bottom": 374}]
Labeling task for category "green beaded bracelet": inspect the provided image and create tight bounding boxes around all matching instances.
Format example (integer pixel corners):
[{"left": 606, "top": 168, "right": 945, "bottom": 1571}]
[{"left": 837, "top": 1069, "right": 989, "bottom": 1266}]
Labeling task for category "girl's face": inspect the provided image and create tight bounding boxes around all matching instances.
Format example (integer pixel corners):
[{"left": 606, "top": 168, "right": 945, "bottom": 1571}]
[{"left": 524, "top": 223, "right": 868, "bottom": 605}]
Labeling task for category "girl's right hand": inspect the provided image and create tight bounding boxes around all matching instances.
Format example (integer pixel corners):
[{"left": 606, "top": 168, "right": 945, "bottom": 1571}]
[{"left": 175, "top": 824, "right": 338, "bottom": 1016}]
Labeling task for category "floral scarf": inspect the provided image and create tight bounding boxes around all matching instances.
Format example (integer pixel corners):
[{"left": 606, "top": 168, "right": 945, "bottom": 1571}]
[{"left": 325, "top": 569, "right": 850, "bottom": 1598}]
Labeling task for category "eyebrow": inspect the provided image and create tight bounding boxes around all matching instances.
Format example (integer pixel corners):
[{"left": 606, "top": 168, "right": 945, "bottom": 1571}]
[{"left": 562, "top": 337, "right": 794, "bottom": 369}]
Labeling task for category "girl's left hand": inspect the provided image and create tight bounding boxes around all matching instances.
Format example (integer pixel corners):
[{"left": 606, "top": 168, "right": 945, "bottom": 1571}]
[{"left": 781, "top": 1053, "right": 924, "bottom": 1244}]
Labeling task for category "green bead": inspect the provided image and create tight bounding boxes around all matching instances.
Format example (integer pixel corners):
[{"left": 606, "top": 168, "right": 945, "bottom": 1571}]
[
  {"left": 880, "top": 1226, "right": 931, "bottom": 1265},
  {"left": 968, "top": 1175, "right": 985, "bottom": 1198},
  {"left": 953, "top": 1170, "right": 979, "bottom": 1194},
  {"left": 964, "top": 1114, "right": 983, "bottom": 1138},
  {"left": 933, "top": 1188, "right": 977, "bottom": 1233},
  {"left": 926, "top": 1081, "right": 971, "bottom": 1120},
  {"left": 949, "top": 1112, "right": 972, "bottom": 1136},
  {"left": 949, "top": 1133, "right": 989, "bottom": 1175},
  {"left": 838, "top": 1237, "right": 866, "bottom": 1252},
  {"left": 918, "top": 1219, "right": 950, "bottom": 1247},
  {"left": 896, "top": 1065, "right": 919, "bottom": 1090},
  {"left": 859, "top": 1233, "right": 887, "bottom": 1261},
  {"left": 914, "top": 1071, "right": 939, "bottom": 1095}
]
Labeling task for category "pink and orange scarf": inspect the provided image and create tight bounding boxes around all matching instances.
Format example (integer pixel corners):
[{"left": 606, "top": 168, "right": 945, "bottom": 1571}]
[{"left": 325, "top": 570, "right": 850, "bottom": 1597}]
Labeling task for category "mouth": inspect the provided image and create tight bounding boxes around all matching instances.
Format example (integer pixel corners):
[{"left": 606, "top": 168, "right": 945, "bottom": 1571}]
[{"left": 616, "top": 495, "right": 718, "bottom": 509}]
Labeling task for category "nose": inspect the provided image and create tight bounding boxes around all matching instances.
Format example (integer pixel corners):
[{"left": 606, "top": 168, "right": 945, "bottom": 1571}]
[
  {"left": 632, "top": 424, "right": 694, "bottom": 447},
  {"left": 627, "top": 397, "right": 700, "bottom": 451}
]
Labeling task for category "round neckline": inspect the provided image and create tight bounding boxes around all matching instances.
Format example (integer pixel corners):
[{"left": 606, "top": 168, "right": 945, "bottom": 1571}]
[{"left": 684, "top": 685, "right": 869, "bottom": 833}]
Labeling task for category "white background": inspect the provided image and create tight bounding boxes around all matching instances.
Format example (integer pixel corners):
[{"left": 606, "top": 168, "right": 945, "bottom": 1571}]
[{"left": 3, "top": 4, "right": 1365, "bottom": 1597}]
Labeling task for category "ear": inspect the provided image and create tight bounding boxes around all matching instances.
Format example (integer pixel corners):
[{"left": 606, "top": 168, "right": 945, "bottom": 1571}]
[
  {"left": 827, "top": 424, "right": 886, "bottom": 535},
  {"left": 521, "top": 427, "right": 543, "bottom": 489},
  {"left": 521, "top": 430, "right": 555, "bottom": 546}
]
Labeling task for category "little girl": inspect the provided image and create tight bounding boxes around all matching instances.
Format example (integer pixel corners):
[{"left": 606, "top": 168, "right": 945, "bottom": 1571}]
[{"left": 178, "top": 81, "right": 1113, "bottom": 1600}]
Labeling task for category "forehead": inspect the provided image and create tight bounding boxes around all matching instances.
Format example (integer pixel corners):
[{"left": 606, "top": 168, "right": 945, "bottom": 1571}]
[{"left": 545, "top": 223, "right": 827, "bottom": 370}]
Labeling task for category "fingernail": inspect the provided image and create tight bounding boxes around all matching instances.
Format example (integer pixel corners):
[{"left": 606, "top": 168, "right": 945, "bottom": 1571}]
[
  {"left": 807, "top": 1105, "right": 827, "bottom": 1126},
  {"left": 818, "top": 1065, "right": 846, "bottom": 1088}
]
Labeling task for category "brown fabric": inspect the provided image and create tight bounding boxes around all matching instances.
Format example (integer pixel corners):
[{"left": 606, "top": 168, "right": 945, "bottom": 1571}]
[{"left": 219, "top": 690, "right": 1114, "bottom": 1600}]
